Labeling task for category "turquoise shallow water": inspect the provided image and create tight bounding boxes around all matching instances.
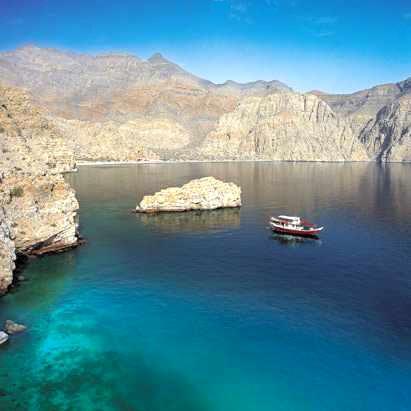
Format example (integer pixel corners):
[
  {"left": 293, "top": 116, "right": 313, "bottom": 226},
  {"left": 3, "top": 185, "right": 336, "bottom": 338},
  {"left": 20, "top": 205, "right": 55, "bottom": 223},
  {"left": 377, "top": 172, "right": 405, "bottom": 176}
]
[{"left": 1, "top": 162, "right": 411, "bottom": 411}]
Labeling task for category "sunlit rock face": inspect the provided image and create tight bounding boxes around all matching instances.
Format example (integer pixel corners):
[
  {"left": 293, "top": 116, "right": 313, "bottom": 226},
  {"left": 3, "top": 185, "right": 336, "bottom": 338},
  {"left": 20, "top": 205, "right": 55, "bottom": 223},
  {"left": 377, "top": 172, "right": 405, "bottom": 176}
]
[
  {"left": 136, "top": 177, "right": 241, "bottom": 213},
  {"left": 201, "top": 93, "right": 369, "bottom": 161},
  {"left": 0, "top": 204, "right": 15, "bottom": 295},
  {"left": 0, "top": 85, "right": 75, "bottom": 174},
  {"left": 52, "top": 117, "right": 192, "bottom": 161},
  {"left": 2, "top": 174, "right": 79, "bottom": 255},
  {"left": 0, "top": 85, "right": 80, "bottom": 294}
]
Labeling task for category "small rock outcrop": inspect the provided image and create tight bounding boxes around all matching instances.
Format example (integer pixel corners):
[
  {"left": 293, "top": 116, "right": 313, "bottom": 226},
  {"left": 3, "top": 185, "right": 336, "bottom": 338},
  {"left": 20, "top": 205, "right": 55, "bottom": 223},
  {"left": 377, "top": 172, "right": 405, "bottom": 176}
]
[
  {"left": 136, "top": 177, "right": 241, "bottom": 213},
  {"left": 0, "top": 331, "right": 8, "bottom": 345},
  {"left": 4, "top": 320, "right": 26, "bottom": 334}
]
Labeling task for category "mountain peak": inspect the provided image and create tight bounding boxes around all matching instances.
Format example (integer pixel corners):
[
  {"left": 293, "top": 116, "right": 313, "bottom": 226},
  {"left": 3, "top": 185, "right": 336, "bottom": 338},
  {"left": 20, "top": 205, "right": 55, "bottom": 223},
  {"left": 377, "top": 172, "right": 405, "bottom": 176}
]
[
  {"left": 17, "top": 43, "right": 39, "bottom": 51},
  {"left": 148, "top": 53, "right": 170, "bottom": 64}
]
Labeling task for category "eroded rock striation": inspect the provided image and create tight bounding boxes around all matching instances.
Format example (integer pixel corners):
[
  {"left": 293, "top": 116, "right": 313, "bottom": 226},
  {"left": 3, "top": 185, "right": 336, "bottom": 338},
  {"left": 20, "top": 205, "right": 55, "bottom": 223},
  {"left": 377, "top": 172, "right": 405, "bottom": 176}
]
[
  {"left": 359, "top": 95, "right": 411, "bottom": 161},
  {"left": 136, "top": 177, "right": 241, "bottom": 213},
  {"left": 316, "top": 78, "right": 411, "bottom": 162},
  {"left": 0, "top": 85, "right": 80, "bottom": 295},
  {"left": 201, "top": 93, "right": 368, "bottom": 161}
]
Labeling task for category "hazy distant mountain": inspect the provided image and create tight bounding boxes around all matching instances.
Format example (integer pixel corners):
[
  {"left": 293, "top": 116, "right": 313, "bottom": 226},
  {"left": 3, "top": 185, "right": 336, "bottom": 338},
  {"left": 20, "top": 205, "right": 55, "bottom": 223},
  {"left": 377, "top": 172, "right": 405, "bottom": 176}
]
[
  {"left": 0, "top": 45, "right": 293, "bottom": 160},
  {"left": 312, "top": 79, "right": 410, "bottom": 126},
  {"left": 0, "top": 45, "right": 290, "bottom": 119},
  {"left": 313, "top": 78, "right": 411, "bottom": 161}
]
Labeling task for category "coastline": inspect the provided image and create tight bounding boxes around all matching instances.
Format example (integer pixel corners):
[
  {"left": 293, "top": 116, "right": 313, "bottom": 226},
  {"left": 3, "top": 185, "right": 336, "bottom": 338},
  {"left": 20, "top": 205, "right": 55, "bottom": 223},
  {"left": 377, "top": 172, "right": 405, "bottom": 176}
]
[{"left": 75, "top": 159, "right": 382, "bottom": 166}]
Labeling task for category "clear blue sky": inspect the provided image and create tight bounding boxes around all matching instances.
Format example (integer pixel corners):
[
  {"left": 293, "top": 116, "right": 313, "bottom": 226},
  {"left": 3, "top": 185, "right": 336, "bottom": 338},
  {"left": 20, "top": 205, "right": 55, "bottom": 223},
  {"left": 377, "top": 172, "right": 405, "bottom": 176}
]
[{"left": 1, "top": 0, "right": 410, "bottom": 93}]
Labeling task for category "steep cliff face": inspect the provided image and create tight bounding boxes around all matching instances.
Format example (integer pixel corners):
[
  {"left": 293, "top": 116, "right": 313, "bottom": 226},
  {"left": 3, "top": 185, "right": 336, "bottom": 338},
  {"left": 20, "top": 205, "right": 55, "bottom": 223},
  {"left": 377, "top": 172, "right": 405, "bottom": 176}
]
[
  {"left": 0, "top": 85, "right": 80, "bottom": 294},
  {"left": 0, "top": 204, "right": 15, "bottom": 295},
  {"left": 202, "top": 93, "right": 369, "bottom": 161},
  {"left": 316, "top": 78, "right": 411, "bottom": 162},
  {"left": 2, "top": 175, "right": 79, "bottom": 255},
  {"left": 0, "top": 85, "right": 75, "bottom": 174},
  {"left": 359, "top": 95, "right": 411, "bottom": 161}
]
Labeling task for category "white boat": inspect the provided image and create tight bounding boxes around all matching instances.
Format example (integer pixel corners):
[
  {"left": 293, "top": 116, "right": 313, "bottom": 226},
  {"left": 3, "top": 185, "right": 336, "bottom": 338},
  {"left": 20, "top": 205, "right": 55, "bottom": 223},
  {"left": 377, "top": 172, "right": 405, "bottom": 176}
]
[{"left": 270, "top": 215, "right": 324, "bottom": 237}]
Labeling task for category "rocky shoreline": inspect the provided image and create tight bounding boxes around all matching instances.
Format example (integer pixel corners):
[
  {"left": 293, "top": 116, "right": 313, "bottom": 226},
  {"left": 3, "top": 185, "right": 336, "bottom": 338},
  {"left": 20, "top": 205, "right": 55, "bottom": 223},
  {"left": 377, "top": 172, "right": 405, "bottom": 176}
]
[
  {"left": 0, "top": 85, "right": 82, "bottom": 296},
  {"left": 0, "top": 320, "right": 27, "bottom": 346},
  {"left": 76, "top": 157, "right": 411, "bottom": 167}
]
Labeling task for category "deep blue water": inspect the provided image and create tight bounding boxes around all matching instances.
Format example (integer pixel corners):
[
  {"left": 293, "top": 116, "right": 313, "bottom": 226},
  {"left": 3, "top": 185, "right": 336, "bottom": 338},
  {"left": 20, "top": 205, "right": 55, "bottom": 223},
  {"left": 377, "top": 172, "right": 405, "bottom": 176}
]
[{"left": 1, "top": 162, "right": 411, "bottom": 411}]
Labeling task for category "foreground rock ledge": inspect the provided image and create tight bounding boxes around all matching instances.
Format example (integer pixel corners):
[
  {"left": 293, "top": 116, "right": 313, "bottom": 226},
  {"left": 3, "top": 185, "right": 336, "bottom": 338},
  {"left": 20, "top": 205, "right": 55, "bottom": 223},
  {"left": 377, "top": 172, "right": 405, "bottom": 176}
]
[{"left": 136, "top": 177, "right": 241, "bottom": 213}]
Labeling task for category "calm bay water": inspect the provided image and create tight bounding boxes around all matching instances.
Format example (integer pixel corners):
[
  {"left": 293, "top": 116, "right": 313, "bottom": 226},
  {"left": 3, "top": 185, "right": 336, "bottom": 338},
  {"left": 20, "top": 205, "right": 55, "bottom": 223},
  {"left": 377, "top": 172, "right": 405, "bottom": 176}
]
[{"left": 1, "top": 162, "right": 411, "bottom": 411}]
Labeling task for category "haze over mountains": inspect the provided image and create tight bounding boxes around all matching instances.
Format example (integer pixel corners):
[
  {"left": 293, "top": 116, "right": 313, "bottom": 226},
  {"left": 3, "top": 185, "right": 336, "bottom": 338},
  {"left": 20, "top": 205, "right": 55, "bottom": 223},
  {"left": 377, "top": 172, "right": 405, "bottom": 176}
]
[{"left": 0, "top": 45, "right": 410, "bottom": 162}]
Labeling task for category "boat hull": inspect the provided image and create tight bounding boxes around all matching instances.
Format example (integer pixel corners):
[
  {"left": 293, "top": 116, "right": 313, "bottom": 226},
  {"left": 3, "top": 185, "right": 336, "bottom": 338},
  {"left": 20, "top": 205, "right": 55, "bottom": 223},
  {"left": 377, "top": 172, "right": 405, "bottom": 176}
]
[{"left": 270, "top": 225, "right": 323, "bottom": 237}]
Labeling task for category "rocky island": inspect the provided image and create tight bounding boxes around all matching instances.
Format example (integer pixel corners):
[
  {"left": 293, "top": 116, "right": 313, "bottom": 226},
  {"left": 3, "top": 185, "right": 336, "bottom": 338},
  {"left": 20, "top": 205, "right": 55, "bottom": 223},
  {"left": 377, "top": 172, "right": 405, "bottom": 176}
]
[{"left": 136, "top": 177, "right": 241, "bottom": 213}]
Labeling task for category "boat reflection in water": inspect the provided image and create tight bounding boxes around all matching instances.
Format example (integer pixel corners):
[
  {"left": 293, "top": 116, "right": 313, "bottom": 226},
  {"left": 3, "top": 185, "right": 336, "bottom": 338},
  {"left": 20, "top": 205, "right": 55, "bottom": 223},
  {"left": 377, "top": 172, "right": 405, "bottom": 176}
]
[{"left": 271, "top": 232, "right": 322, "bottom": 247}]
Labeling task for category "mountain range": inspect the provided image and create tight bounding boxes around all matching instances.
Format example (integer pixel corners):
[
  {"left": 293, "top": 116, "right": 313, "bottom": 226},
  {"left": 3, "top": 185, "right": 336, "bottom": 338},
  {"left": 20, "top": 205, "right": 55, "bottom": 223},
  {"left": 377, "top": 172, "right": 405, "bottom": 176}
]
[{"left": 0, "top": 45, "right": 410, "bottom": 162}]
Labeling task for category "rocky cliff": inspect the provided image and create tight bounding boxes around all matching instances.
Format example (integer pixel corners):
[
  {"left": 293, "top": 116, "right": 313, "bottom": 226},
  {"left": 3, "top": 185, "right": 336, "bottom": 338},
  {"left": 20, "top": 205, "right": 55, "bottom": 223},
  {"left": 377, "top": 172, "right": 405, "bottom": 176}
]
[
  {"left": 359, "top": 95, "right": 411, "bottom": 161},
  {"left": 201, "top": 93, "right": 368, "bottom": 161},
  {"left": 0, "top": 85, "right": 80, "bottom": 295},
  {"left": 0, "top": 85, "right": 75, "bottom": 174},
  {"left": 0, "top": 205, "right": 15, "bottom": 295},
  {"left": 316, "top": 78, "right": 411, "bottom": 162},
  {"left": 2, "top": 174, "right": 79, "bottom": 255}
]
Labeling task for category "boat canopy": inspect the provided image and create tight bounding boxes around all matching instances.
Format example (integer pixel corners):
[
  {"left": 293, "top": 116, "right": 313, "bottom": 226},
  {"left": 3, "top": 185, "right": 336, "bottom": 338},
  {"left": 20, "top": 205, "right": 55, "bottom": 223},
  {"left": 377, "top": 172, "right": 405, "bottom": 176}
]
[
  {"left": 278, "top": 215, "right": 301, "bottom": 223},
  {"left": 273, "top": 215, "right": 316, "bottom": 227}
]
